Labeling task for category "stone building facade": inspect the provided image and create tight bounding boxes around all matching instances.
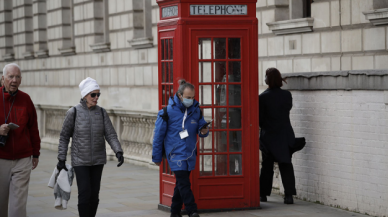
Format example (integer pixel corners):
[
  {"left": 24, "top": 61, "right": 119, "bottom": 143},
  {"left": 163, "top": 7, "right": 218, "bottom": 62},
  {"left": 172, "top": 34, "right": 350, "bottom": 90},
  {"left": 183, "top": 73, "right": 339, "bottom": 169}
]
[
  {"left": 258, "top": 0, "right": 388, "bottom": 216},
  {"left": 0, "top": 0, "right": 387, "bottom": 216}
]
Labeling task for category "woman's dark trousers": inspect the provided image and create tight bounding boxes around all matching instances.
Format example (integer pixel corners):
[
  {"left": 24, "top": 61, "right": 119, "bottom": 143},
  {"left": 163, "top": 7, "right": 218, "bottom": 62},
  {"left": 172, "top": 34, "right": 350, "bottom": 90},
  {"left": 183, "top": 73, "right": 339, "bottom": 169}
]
[
  {"left": 74, "top": 165, "right": 104, "bottom": 217},
  {"left": 171, "top": 170, "right": 198, "bottom": 216},
  {"left": 260, "top": 151, "right": 296, "bottom": 196}
]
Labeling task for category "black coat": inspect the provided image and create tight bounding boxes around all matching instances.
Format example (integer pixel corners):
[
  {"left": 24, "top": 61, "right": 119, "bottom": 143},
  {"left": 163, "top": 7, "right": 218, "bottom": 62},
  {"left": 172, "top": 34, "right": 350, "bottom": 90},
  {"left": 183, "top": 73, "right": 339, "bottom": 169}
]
[{"left": 259, "top": 88, "right": 295, "bottom": 164}]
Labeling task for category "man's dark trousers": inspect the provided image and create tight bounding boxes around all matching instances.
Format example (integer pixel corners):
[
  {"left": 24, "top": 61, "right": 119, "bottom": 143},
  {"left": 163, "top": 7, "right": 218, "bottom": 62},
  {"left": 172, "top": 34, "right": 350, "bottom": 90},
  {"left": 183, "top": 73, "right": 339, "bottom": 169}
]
[
  {"left": 171, "top": 170, "right": 197, "bottom": 215},
  {"left": 260, "top": 151, "right": 297, "bottom": 196}
]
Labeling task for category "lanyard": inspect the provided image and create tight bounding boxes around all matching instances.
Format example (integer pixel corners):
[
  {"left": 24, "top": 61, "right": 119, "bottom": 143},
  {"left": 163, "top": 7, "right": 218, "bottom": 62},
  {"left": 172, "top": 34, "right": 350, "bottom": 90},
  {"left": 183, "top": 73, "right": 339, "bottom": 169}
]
[
  {"left": 2, "top": 90, "right": 16, "bottom": 124},
  {"left": 182, "top": 109, "right": 187, "bottom": 130}
]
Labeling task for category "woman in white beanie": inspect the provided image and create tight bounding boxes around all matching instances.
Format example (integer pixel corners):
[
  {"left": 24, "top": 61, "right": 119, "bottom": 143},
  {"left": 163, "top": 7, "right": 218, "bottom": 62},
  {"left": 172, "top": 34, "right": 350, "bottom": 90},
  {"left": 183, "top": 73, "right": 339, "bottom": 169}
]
[{"left": 57, "top": 77, "right": 124, "bottom": 217}]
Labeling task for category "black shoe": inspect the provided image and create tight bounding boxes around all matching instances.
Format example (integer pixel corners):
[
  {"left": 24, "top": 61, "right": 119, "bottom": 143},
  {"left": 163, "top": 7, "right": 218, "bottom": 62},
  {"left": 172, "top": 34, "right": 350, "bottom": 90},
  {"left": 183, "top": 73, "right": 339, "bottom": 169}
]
[
  {"left": 189, "top": 213, "right": 200, "bottom": 217},
  {"left": 284, "top": 195, "right": 294, "bottom": 204},
  {"left": 260, "top": 196, "right": 267, "bottom": 202},
  {"left": 170, "top": 213, "right": 182, "bottom": 217}
]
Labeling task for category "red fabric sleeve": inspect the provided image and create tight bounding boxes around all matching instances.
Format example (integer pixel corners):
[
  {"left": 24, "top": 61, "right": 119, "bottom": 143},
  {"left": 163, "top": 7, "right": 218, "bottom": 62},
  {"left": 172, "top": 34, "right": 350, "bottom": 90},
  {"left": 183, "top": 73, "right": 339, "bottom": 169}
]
[{"left": 27, "top": 96, "right": 41, "bottom": 157}]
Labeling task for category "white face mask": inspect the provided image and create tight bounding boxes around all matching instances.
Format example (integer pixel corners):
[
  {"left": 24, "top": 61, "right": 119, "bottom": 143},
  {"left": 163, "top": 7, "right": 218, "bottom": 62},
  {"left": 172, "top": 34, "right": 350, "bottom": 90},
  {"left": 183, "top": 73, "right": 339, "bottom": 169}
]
[
  {"left": 182, "top": 98, "right": 194, "bottom": 107},
  {"left": 179, "top": 94, "right": 194, "bottom": 108}
]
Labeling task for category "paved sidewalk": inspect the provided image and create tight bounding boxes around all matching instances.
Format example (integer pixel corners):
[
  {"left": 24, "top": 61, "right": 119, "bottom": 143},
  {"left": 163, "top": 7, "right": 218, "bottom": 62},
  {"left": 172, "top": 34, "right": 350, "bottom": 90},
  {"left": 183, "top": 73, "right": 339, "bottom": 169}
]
[{"left": 27, "top": 149, "right": 368, "bottom": 217}]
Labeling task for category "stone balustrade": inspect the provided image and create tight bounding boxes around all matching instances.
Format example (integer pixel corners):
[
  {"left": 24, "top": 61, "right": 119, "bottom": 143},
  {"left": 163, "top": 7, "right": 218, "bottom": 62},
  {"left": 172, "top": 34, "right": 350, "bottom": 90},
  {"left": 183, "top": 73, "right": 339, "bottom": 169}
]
[{"left": 36, "top": 104, "right": 158, "bottom": 169}]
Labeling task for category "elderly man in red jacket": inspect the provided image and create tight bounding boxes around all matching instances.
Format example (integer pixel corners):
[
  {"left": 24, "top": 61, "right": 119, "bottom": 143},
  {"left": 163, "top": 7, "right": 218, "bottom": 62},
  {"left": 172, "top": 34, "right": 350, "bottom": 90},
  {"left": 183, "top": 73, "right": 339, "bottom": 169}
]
[{"left": 0, "top": 63, "right": 41, "bottom": 217}]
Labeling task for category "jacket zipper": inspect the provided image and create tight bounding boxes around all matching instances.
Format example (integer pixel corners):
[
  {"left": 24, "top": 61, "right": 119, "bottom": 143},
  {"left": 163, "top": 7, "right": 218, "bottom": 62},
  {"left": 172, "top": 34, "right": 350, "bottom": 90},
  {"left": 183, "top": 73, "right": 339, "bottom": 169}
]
[{"left": 89, "top": 109, "right": 93, "bottom": 165}]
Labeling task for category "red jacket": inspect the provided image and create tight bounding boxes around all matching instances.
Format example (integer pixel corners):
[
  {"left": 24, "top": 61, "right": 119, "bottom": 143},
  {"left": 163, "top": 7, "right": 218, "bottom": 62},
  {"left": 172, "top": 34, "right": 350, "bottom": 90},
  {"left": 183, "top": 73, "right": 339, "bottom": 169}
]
[{"left": 0, "top": 88, "right": 41, "bottom": 160}]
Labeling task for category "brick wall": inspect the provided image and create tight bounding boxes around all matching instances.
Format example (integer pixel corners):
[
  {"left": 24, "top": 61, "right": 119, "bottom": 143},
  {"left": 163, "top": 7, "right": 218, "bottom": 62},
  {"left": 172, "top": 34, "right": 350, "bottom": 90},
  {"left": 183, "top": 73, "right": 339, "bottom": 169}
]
[{"left": 281, "top": 90, "right": 388, "bottom": 216}]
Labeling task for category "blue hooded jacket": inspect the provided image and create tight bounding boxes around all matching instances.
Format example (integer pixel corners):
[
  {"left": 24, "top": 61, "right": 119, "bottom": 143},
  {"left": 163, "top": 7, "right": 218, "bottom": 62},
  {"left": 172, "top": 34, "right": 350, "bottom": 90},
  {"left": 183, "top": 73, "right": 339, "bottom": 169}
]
[{"left": 152, "top": 94, "right": 209, "bottom": 171}]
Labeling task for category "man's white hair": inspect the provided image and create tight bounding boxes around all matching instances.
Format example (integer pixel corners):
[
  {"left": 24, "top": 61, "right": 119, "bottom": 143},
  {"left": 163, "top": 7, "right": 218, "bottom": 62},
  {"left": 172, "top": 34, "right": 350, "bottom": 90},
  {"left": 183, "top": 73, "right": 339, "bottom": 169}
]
[{"left": 3, "top": 63, "right": 21, "bottom": 76}]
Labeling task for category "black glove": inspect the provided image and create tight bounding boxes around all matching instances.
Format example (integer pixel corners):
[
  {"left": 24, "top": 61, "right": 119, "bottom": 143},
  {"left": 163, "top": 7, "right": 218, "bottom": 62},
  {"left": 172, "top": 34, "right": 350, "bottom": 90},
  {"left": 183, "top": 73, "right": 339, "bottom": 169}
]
[
  {"left": 116, "top": 152, "right": 124, "bottom": 167},
  {"left": 57, "top": 160, "right": 68, "bottom": 172}
]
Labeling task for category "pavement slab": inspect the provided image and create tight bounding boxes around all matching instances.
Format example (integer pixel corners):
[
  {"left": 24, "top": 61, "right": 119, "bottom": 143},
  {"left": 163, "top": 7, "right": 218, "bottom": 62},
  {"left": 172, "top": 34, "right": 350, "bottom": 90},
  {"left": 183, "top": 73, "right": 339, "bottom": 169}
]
[{"left": 25, "top": 149, "right": 368, "bottom": 217}]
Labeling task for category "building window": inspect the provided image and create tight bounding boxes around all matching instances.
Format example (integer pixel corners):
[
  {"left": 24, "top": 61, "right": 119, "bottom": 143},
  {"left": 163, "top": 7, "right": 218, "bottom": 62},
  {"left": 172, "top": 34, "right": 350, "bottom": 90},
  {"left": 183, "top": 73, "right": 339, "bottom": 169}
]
[
  {"left": 303, "top": 0, "right": 313, "bottom": 18},
  {"left": 129, "top": 0, "right": 153, "bottom": 49},
  {"left": 89, "top": 0, "right": 111, "bottom": 53}
]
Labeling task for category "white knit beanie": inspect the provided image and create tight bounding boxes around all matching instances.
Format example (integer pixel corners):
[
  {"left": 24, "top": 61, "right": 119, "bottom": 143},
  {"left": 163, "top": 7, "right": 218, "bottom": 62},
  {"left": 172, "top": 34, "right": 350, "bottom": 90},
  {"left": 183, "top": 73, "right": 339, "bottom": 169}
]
[{"left": 79, "top": 77, "right": 100, "bottom": 98}]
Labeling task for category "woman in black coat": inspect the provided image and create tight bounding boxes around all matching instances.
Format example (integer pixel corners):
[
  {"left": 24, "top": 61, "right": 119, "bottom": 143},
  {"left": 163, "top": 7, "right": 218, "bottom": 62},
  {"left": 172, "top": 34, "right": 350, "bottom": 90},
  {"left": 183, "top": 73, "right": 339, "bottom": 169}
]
[{"left": 259, "top": 68, "right": 296, "bottom": 204}]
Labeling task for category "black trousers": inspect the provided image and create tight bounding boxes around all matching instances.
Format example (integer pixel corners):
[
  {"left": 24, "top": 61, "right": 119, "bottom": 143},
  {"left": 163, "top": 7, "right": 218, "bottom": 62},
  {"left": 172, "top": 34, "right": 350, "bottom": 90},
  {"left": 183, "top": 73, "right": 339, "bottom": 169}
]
[
  {"left": 171, "top": 170, "right": 197, "bottom": 215},
  {"left": 260, "top": 151, "right": 296, "bottom": 196},
  {"left": 74, "top": 165, "right": 104, "bottom": 205}
]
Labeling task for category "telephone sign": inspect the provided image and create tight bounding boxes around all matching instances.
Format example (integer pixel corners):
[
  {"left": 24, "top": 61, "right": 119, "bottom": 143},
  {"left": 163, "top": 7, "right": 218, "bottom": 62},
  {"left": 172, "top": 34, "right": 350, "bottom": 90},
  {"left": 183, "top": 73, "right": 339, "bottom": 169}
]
[{"left": 190, "top": 5, "right": 247, "bottom": 15}]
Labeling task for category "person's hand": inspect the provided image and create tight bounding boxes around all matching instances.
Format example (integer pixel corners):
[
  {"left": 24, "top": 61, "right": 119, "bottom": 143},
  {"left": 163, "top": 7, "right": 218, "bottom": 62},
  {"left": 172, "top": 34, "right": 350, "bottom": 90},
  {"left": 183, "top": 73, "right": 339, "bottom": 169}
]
[
  {"left": 57, "top": 160, "right": 68, "bottom": 172},
  {"left": 32, "top": 158, "right": 39, "bottom": 170},
  {"left": 0, "top": 124, "right": 10, "bottom": 136},
  {"left": 116, "top": 152, "right": 124, "bottom": 167},
  {"left": 154, "top": 162, "right": 161, "bottom": 166},
  {"left": 200, "top": 126, "right": 209, "bottom": 135}
]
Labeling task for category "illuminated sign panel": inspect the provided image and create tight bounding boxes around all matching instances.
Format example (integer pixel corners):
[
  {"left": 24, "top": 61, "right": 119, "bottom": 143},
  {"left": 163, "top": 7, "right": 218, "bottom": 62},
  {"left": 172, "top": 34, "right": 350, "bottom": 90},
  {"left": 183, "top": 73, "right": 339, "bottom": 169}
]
[{"left": 190, "top": 5, "right": 247, "bottom": 15}]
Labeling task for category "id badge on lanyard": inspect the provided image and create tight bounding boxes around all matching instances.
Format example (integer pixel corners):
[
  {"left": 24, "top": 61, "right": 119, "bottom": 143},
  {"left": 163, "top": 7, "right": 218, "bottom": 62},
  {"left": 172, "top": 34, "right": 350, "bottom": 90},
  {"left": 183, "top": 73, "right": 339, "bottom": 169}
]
[{"left": 180, "top": 109, "right": 189, "bottom": 139}]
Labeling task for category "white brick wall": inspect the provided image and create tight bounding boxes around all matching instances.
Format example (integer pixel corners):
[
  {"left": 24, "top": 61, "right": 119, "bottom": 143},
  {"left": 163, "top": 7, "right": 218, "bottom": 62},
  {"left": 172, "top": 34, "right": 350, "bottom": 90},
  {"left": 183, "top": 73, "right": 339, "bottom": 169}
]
[{"left": 284, "top": 90, "right": 388, "bottom": 217}]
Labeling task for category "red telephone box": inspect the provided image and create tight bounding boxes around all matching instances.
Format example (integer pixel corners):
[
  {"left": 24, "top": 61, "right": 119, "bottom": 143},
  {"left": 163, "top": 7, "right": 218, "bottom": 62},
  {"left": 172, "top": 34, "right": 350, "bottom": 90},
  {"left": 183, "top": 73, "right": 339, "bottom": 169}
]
[{"left": 157, "top": 0, "right": 259, "bottom": 212}]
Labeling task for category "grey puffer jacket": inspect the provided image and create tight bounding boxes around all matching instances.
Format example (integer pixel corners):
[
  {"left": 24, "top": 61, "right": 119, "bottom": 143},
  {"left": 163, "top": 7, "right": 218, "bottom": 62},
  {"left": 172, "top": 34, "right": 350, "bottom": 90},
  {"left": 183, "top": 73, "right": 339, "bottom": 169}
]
[{"left": 58, "top": 100, "right": 123, "bottom": 166}]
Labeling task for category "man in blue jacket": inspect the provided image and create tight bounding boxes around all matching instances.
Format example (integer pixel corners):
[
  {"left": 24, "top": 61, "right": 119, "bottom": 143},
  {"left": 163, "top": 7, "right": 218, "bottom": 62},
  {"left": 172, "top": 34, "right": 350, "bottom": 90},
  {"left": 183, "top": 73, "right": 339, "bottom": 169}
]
[{"left": 152, "top": 80, "right": 209, "bottom": 217}]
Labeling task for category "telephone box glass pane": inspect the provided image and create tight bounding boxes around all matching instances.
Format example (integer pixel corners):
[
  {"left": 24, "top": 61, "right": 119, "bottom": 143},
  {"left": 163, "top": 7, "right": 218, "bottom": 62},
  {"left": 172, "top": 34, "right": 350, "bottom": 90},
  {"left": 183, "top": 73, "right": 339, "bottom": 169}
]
[
  {"left": 166, "top": 85, "right": 171, "bottom": 99},
  {"left": 199, "top": 85, "right": 212, "bottom": 106},
  {"left": 214, "top": 84, "right": 226, "bottom": 106},
  {"left": 169, "top": 39, "right": 173, "bottom": 59},
  {"left": 228, "top": 38, "right": 241, "bottom": 59},
  {"left": 213, "top": 38, "right": 226, "bottom": 59},
  {"left": 170, "top": 62, "right": 173, "bottom": 83},
  {"left": 166, "top": 62, "right": 169, "bottom": 83},
  {"left": 199, "top": 38, "right": 211, "bottom": 59},
  {"left": 200, "top": 155, "right": 212, "bottom": 176},
  {"left": 228, "top": 85, "right": 241, "bottom": 106},
  {"left": 200, "top": 131, "right": 212, "bottom": 153},
  {"left": 161, "top": 39, "right": 165, "bottom": 60},
  {"left": 229, "top": 61, "right": 241, "bottom": 82},
  {"left": 162, "top": 86, "right": 166, "bottom": 105},
  {"left": 229, "top": 108, "right": 241, "bottom": 129},
  {"left": 214, "top": 108, "right": 227, "bottom": 129},
  {"left": 166, "top": 40, "right": 169, "bottom": 60},
  {"left": 214, "top": 62, "right": 226, "bottom": 83},
  {"left": 229, "top": 154, "right": 242, "bottom": 175},
  {"left": 199, "top": 62, "right": 212, "bottom": 83},
  {"left": 229, "top": 131, "right": 242, "bottom": 152},
  {"left": 215, "top": 155, "right": 228, "bottom": 176},
  {"left": 162, "top": 62, "right": 166, "bottom": 82},
  {"left": 214, "top": 131, "right": 227, "bottom": 152}
]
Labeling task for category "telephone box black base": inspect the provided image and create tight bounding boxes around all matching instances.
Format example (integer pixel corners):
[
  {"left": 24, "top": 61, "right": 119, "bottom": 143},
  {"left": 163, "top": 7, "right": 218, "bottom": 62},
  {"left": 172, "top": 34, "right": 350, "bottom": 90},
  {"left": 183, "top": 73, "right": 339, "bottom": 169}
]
[{"left": 158, "top": 204, "right": 261, "bottom": 215}]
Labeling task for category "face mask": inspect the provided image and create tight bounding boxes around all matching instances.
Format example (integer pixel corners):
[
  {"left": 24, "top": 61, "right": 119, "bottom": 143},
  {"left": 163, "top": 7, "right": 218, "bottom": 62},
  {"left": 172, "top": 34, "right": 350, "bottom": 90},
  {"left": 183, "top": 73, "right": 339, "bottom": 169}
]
[{"left": 182, "top": 98, "right": 194, "bottom": 108}]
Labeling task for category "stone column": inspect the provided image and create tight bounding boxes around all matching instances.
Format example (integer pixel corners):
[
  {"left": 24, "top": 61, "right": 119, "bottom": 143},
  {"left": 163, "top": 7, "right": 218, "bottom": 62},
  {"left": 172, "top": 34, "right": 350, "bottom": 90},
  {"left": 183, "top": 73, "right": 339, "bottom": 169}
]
[
  {"left": 0, "top": 0, "right": 14, "bottom": 61},
  {"left": 33, "top": 0, "right": 48, "bottom": 58},
  {"left": 47, "top": 0, "right": 75, "bottom": 56},
  {"left": 13, "top": 0, "right": 34, "bottom": 59}
]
